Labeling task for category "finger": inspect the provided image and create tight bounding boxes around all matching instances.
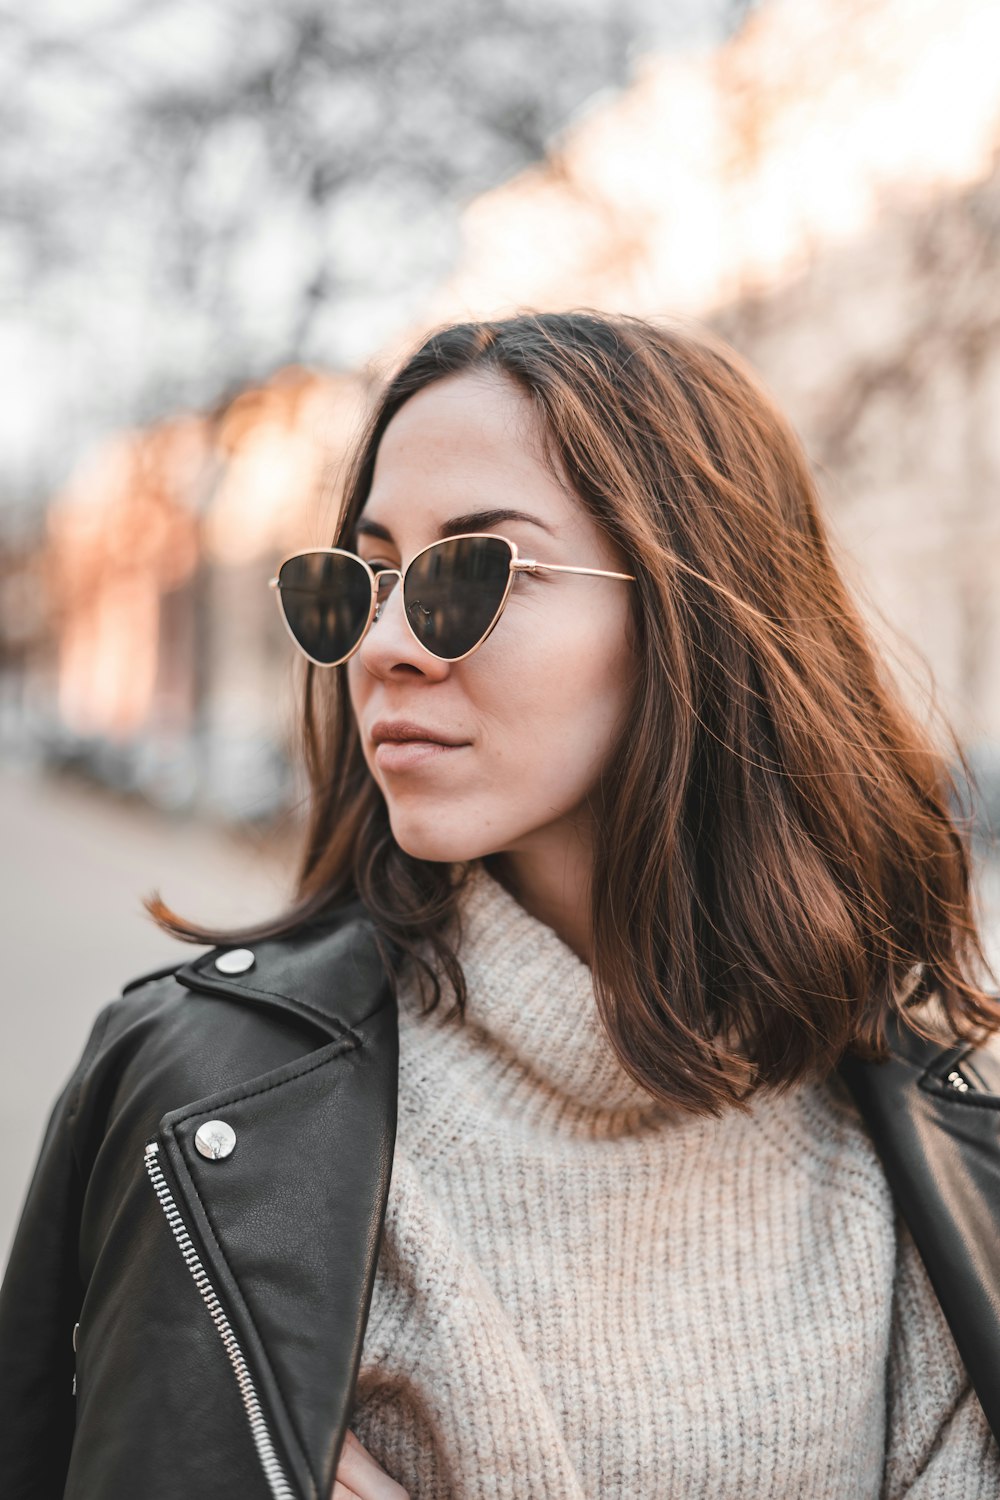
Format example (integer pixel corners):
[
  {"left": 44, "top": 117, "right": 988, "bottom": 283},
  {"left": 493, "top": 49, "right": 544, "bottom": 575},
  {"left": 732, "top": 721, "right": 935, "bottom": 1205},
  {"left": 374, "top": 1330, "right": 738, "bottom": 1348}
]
[
  {"left": 336, "top": 1428, "right": 409, "bottom": 1498},
  {"left": 330, "top": 1434, "right": 365, "bottom": 1498}
]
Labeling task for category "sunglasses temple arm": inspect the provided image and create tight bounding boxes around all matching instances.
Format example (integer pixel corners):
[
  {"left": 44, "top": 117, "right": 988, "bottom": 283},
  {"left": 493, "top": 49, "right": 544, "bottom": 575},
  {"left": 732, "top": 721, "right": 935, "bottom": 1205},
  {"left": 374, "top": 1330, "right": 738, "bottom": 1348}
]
[{"left": 513, "top": 561, "right": 636, "bottom": 581}]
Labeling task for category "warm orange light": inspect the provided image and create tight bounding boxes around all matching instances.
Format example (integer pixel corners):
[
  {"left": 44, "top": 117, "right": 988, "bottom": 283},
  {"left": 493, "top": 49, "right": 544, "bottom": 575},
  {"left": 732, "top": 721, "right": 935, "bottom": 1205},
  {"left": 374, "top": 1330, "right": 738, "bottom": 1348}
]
[{"left": 412, "top": 0, "right": 1000, "bottom": 331}]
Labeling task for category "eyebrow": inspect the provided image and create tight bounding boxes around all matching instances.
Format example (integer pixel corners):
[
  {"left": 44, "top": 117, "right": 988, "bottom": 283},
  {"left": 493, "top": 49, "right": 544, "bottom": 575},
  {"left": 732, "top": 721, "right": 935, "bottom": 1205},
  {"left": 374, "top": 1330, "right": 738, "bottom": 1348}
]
[{"left": 352, "top": 507, "right": 557, "bottom": 543}]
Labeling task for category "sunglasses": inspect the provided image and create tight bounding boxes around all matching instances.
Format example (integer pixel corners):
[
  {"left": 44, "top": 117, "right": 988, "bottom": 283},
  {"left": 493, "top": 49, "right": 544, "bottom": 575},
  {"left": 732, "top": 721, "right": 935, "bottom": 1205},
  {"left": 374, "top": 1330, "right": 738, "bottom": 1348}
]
[{"left": 268, "top": 531, "right": 636, "bottom": 666}]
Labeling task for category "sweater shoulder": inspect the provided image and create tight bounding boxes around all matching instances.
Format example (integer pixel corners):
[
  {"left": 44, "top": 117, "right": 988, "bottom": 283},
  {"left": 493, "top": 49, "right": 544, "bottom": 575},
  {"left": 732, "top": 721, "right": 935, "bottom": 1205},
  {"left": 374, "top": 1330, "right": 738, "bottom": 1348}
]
[{"left": 744, "top": 1067, "right": 893, "bottom": 1216}]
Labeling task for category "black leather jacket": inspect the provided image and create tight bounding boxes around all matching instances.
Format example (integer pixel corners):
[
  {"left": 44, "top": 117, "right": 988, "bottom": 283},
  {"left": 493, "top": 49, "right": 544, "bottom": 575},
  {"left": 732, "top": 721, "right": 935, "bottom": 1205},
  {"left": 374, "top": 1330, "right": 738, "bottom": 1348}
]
[
  {"left": 2, "top": 898, "right": 999, "bottom": 1498},
  {"left": 0, "top": 900, "right": 400, "bottom": 1500}
]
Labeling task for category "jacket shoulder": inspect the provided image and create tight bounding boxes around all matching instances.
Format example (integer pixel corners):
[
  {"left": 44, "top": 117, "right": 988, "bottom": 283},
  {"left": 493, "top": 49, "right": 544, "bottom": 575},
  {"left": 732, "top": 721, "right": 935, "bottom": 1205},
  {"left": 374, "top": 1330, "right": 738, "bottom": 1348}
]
[{"left": 79, "top": 907, "right": 397, "bottom": 1151}]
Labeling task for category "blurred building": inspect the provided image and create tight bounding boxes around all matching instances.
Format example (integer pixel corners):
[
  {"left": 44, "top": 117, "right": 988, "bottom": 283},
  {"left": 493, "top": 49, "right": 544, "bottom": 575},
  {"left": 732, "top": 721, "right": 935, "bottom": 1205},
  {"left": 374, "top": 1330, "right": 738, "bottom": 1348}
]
[
  {"left": 23, "top": 368, "right": 367, "bottom": 819},
  {"left": 417, "top": 0, "right": 1000, "bottom": 757},
  {"left": 10, "top": 0, "right": 1000, "bottom": 836}
]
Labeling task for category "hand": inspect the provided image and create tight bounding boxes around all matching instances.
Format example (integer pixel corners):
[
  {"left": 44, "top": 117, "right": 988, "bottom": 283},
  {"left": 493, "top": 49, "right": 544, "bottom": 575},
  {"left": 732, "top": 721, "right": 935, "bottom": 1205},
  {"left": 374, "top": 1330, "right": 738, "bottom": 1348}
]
[{"left": 331, "top": 1427, "right": 411, "bottom": 1499}]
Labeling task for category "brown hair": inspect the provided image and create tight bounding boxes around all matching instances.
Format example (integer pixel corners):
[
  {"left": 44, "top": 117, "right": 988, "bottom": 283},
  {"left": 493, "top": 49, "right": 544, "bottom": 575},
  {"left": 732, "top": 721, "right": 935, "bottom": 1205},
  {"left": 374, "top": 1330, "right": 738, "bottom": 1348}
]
[{"left": 146, "top": 309, "right": 1000, "bottom": 1117}]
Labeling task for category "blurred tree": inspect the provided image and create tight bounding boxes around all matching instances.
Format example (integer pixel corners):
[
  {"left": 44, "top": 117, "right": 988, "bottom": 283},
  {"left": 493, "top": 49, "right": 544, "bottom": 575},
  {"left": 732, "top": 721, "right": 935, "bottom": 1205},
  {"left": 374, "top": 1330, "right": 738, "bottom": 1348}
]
[{"left": 0, "top": 0, "right": 747, "bottom": 506}]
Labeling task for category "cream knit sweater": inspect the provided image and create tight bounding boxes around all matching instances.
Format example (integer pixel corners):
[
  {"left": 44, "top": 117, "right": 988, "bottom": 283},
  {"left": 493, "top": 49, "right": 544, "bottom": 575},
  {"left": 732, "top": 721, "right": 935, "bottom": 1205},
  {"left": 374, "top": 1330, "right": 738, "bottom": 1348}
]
[{"left": 348, "top": 860, "right": 1000, "bottom": 1498}]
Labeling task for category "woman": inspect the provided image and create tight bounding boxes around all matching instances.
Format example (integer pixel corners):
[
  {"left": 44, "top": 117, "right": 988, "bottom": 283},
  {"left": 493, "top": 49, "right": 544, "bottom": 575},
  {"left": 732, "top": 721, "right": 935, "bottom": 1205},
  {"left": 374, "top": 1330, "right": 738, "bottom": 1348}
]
[{"left": 2, "top": 310, "right": 999, "bottom": 1500}]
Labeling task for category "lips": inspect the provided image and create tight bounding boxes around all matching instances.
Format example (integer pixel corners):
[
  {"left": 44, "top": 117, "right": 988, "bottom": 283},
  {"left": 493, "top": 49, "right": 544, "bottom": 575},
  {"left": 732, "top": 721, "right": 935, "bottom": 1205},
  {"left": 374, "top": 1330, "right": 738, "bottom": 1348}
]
[{"left": 370, "top": 718, "right": 467, "bottom": 748}]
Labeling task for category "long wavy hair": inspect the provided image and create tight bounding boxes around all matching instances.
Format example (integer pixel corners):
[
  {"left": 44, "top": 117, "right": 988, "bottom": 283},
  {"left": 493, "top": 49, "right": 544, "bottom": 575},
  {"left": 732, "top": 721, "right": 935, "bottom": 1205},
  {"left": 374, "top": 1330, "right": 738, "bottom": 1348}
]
[{"left": 146, "top": 309, "right": 1000, "bottom": 1117}]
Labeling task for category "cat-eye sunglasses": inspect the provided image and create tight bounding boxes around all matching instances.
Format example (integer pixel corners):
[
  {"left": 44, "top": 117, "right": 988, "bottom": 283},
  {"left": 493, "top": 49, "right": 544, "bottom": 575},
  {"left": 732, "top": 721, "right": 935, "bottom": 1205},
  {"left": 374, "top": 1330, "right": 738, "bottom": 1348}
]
[{"left": 269, "top": 531, "right": 636, "bottom": 666}]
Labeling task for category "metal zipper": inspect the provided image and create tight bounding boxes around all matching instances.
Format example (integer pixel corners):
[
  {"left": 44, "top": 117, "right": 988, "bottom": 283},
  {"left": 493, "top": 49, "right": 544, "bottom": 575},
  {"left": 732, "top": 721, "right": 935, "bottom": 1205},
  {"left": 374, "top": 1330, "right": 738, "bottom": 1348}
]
[{"left": 143, "top": 1141, "right": 297, "bottom": 1500}]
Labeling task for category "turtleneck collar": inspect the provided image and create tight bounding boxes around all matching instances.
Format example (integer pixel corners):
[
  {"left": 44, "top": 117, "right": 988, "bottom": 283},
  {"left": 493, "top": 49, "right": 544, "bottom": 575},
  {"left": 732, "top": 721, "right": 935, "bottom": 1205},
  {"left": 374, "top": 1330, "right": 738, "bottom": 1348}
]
[{"left": 410, "top": 857, "right": 661, "bottom": 1122}]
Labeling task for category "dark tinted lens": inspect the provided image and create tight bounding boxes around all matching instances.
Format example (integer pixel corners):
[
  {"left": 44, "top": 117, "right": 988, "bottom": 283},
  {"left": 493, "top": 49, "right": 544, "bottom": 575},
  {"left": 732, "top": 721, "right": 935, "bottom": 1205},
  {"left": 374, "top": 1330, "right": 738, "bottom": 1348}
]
[
  {"left": 404, "top": 536, "right": 512, "bottom": 659},
  {"left": 276, "top": 551, "right": 372, "bottom": 665}
]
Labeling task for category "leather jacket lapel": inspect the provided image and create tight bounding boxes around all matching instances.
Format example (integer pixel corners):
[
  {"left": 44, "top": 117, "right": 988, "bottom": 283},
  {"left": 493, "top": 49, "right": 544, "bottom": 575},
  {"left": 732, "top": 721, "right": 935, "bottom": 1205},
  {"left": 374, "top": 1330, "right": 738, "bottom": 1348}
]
[
  {"left": 838, "top": 1009, "right": 1000, "bottom": 1446},
  {"left": 153, "top": 908, "right": 401, "bottom": 1500}
]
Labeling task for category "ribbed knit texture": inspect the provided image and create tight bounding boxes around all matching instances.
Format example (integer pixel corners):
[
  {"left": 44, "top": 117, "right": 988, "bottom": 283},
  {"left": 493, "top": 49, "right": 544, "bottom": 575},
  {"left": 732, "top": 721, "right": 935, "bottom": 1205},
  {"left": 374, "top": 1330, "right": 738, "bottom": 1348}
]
[{"left": 349, "top": 859, "right": 1000, "bottom": 1498}]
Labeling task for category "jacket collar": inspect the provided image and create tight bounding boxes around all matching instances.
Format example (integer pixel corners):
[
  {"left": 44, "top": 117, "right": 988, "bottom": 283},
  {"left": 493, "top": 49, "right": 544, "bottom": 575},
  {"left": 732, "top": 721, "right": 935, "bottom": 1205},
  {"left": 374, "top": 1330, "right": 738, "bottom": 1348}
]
[{"left": 172, "top": 900, "right": 402, "bottom": 1040}]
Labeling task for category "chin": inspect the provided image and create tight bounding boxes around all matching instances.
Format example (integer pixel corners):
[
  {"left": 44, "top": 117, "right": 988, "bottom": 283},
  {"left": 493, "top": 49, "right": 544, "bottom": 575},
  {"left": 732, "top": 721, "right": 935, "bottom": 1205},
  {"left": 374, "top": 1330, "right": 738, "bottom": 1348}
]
[{"left": 387, "top": 811, "right": 501, "bottom": 867}]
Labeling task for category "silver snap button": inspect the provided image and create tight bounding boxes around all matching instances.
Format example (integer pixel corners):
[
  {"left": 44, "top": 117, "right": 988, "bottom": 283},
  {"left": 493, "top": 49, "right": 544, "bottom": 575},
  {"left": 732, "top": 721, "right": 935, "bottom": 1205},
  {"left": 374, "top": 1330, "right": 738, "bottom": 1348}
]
[
  {"left": 214, "top": 948, "right": 255, "bottom": 975},
  {"left": 195, "top": 1120, "right": 237, "bottom": 1160}
]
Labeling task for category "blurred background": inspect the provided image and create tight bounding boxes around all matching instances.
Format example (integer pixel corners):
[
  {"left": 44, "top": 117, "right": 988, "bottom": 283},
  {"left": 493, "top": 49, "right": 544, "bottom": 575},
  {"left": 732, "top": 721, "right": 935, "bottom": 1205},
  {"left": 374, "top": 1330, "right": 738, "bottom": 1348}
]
[{"left": 3, "top": 0, "right": 1000, "bottom": 1260}]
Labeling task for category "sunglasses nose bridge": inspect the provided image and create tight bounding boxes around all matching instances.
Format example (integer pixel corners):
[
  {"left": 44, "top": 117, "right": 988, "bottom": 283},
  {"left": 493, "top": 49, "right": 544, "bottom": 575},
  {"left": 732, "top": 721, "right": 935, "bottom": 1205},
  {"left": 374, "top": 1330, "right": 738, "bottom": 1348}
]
[{"left": 371, "top": 567, "right": 402, "bottom": 623}]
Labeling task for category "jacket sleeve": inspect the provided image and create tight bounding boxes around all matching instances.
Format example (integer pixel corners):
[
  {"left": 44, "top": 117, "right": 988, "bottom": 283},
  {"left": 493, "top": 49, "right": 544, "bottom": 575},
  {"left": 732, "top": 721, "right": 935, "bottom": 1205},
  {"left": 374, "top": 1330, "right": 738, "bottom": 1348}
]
[
  {"left": 882, "top": 1211, "right": 1000, "bottom": 1498},
  {"left": 0, "top": 1000, "right": 118, "bottom": 1500}
]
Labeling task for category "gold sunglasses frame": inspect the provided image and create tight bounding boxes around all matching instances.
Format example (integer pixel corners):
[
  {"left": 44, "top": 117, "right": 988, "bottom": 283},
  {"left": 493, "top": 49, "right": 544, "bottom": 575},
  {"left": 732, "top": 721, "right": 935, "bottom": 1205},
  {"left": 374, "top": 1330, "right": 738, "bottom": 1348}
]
[{"left": 268, "top": 531, "right": 636, "bottom": 667}]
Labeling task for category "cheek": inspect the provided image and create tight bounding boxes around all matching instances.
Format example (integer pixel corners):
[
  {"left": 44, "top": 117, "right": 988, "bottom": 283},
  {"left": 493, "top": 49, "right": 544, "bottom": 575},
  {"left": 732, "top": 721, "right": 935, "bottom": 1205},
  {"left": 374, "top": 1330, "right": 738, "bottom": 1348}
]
[
  {"left": 483, "top": 591, "right": 635, "bottom": 780},
  {"left": 346, "top": 660, "right": 366, "bottom": 712},
  {"left": 345, "top": 665, "right": 364, "bottom": 736},
  {"left": 346, "top": 664, "right": 377, "bottom": 772}
]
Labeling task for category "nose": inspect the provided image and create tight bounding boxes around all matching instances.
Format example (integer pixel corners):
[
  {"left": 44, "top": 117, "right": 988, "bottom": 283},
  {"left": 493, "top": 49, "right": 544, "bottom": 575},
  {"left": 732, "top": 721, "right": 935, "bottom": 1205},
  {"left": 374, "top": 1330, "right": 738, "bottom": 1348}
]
[{"left": 355, "top": 568, "right": 450, "bottom": 679}]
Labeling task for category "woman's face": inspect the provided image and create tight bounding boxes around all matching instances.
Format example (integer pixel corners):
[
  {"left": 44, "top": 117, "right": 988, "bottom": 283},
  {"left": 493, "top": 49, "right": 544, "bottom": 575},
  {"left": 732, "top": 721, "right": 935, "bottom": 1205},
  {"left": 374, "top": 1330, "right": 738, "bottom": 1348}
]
[{"left": 346, "top": 370, "right": 638, "bottom": 871}]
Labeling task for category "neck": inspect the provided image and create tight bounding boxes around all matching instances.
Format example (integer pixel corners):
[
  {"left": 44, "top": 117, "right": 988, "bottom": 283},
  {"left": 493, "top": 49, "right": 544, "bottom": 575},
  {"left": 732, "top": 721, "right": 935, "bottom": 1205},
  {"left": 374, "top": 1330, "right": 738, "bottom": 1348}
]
[{"left": 484, "top": 825, "right": 594, "bottom": 966}]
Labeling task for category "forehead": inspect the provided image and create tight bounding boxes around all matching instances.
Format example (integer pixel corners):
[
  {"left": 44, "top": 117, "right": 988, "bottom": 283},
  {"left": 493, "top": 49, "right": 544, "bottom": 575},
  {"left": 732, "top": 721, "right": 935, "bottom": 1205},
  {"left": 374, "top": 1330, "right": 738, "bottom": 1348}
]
[{"left": 356, "top": 371, "right": 574, "bottom": 541}]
